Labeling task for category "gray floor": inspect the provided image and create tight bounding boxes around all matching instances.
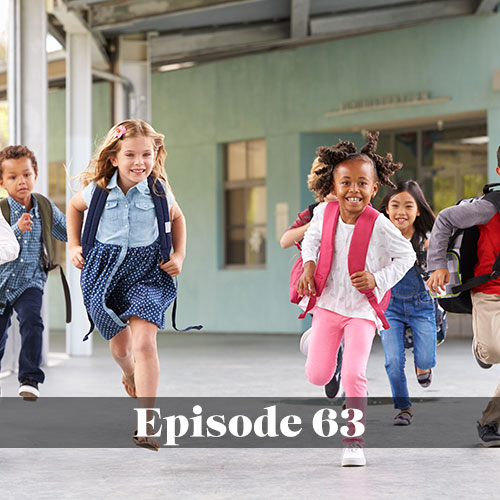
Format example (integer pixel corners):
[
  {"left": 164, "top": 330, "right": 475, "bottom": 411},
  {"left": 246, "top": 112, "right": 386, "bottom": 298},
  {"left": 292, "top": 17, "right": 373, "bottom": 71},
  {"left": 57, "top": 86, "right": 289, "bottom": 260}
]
[{"left": 1, "top": 331, "right": 500, "bottom": 500}]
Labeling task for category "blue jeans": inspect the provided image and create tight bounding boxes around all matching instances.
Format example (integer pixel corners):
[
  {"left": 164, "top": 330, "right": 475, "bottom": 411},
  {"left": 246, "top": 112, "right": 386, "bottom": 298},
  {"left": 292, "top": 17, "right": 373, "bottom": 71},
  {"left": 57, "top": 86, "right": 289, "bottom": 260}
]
[
  {"left": 0, "top": 288, "right": 45, "bottom": 384},
  {"left": 381, "top": 290, "right": 436, "bottom": 410}
]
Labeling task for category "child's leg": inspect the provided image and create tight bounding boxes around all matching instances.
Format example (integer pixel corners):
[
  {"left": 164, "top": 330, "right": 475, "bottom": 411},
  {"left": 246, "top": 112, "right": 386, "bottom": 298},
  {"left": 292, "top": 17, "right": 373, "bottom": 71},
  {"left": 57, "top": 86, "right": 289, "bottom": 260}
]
[
  {"left": 129, "top": 316, "right": 159, "bottom": 398},
  {"left": 409, "top": 296, "right": 437, "bottom": 372},
  {"left": 342, "top": 317, "right": 376, "bottom": 445},
  {"left": 471, "top": 292, "right": 500, "bottom": 364},
  {"left": 0, "top": 304, "right": 13, "bottom": 370},
  {"left": 109, "top": 325, "right": 136, "bottom": 395},
  {"left": 380, "top": 313, "right": 411, "bottom": 411},
  {"left": 13, "top": 288, "right": 44, "bottom": 384},
  {"left": 305, "top": 307, "right": 343, "bottom": 386}
]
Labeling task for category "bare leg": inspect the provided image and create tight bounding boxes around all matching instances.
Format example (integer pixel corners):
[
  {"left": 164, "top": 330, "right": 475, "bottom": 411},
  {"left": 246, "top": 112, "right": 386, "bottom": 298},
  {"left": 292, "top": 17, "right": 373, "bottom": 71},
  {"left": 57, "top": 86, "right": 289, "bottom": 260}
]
[
  {"left": 109, "top": 326, "right": 136, "bottom": 397},
  {"left": 129, "top": 316, "right": 160, "bottom": 450}
]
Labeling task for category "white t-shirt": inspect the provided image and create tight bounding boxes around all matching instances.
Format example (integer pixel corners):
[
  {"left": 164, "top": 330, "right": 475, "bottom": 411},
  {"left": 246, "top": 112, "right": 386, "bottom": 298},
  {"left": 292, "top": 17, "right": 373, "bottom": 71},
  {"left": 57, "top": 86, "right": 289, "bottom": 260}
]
[{"left": 301, "top": 203, "right": 416, "bottom": 327}]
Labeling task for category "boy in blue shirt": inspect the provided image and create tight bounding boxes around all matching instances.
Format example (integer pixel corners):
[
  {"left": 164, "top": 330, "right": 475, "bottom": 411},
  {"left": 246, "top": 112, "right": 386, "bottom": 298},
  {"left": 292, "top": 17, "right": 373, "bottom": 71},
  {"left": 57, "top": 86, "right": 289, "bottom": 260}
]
[{"left": 0, "top": 145, "right": 67, "bottom": 400}]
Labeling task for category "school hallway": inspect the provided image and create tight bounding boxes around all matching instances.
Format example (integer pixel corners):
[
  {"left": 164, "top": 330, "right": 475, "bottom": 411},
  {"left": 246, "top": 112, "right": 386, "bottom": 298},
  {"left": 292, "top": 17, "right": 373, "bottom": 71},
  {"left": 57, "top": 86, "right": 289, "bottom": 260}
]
[{"left": 1, "top": 330, "right": 499, "bottom": 500}]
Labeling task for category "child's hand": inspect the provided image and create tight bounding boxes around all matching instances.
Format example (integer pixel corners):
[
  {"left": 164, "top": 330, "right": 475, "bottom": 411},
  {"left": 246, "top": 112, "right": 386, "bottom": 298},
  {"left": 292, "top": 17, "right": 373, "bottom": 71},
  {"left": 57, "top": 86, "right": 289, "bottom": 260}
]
[
  {"left": 426, "top": 268, "right": 449, "bottom": 294},
  {"left": 350, "top": 271, "right": 376, "bottom": 290},
  {"left": 69, "top": 246, "right": 85, "bottom": 269},
  {"left": 17, "top": 213, "right": 33, "bottom": 233},
  {"left": 159, "top": 252, "right": 184, "bottom": 277},
  {"left": 297, "top": 261, "right": 316, "bottom": 297}
]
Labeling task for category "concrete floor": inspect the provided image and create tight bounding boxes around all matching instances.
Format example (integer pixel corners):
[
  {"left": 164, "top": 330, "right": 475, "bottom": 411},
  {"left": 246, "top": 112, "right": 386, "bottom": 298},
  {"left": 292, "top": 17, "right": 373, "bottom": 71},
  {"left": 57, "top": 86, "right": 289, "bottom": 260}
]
[{"left": 1, "top": 331, "right": 500, "bottom": 500}]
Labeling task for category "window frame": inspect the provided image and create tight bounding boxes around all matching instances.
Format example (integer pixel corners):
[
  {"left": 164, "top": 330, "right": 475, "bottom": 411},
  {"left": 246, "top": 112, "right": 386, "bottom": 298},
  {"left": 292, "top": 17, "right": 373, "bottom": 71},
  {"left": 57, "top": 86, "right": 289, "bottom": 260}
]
[{"left": 222, "top": 139, "right": 267, "bottom": 269}]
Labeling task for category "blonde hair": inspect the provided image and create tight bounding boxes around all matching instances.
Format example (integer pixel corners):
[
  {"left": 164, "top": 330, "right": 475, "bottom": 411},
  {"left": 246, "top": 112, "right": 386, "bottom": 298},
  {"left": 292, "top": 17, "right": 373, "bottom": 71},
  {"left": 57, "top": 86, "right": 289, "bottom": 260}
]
[
  {"left": 81, "top": 120, "right": 171, "bottom": 193},
  {"left": 307, "top": 157, "right": 329, "bottom": 201}
]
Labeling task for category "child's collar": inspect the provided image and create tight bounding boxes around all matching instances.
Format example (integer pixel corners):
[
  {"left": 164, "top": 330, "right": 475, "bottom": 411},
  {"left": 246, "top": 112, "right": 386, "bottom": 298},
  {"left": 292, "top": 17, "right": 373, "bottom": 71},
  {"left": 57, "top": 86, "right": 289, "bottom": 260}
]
[
  {"left": 8, "top": 194, "right": 39, "bottom": 215},
  {"left": 106, "top": 169, "right": 149, "bottom": 194}
]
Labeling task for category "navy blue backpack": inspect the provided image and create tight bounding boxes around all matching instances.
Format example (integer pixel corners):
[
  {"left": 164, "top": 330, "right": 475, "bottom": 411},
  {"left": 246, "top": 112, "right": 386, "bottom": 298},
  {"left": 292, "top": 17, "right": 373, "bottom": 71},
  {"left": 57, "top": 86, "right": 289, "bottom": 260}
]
[{"left": 81, "top": 176, "right": 202, "bottom": 339}]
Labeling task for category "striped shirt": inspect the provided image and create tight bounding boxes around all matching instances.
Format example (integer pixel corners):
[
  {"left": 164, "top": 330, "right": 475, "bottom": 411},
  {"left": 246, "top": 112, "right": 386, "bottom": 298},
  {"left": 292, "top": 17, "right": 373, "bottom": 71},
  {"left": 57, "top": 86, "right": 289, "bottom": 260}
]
[{"left": 0, "top": 195, "right": 67, "bottom": 310}]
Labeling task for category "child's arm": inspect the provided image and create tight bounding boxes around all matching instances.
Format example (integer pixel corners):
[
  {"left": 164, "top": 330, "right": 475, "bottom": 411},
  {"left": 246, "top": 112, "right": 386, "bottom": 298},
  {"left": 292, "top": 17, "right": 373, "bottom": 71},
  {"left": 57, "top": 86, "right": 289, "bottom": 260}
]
[
  {"left": 280, "top": 223, "right": 310, "bottom": 249},
  {"left": 0, "top": 212, "right": 19, "bottom": 264},
  {"left": 159, "top": 201, "right": 186, "bottom": 277},
  {"left": 359, "top": 216, "right": 416, "bottom": 293},
  {"left": 49, "top": 200, "right": 68, "bottom": 242},
  {"left": 426, "top": 200, "right": 496, "bottom": 293},
  {"left": 67, "top": 192, "right": 88, "bottom": 270},
  {"left": 296, "top": 203, "right": 325, "bottom": 297}
]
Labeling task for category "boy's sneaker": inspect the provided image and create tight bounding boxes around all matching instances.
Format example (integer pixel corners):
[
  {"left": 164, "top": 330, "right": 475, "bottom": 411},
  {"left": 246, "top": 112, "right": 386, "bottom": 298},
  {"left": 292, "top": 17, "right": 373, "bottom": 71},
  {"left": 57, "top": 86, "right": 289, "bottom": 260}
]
[
  {"left": 341, "top": 443, "right": 366, "bottom": 467},
  {"left": 18, "top": 380, "right": 39, "bottom": 401},
  {"left": 477, "top": 421, "right": 500, "bottom": 447},
  {"left": 472, "top": 342, "right": 492, "bottom": 369}
]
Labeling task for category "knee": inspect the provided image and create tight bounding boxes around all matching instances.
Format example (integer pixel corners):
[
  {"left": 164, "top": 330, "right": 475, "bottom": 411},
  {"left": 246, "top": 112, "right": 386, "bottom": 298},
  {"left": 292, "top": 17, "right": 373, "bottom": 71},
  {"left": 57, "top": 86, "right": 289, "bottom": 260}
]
[
  {"left": 477, "top": 341, "right": 500, "bottom": 364},
  {"left": 341, "top": 369, "right": 366, "bottom": 393},
  {"left": 305, "top": 364, "right": 334, "bottom": 386},
  {"left": 110, "top": 342, "right": 131, "bottom": 360},
  {"left": 133, "top": 337, "right": 157, "bottom": 360}
]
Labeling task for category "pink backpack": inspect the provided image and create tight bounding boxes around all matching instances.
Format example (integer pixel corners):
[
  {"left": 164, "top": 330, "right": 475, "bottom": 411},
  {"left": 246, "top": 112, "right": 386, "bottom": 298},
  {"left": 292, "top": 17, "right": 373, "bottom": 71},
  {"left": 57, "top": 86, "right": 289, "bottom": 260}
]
[{"left": 289, "top": 201, "right": 391, "bottom": 329}]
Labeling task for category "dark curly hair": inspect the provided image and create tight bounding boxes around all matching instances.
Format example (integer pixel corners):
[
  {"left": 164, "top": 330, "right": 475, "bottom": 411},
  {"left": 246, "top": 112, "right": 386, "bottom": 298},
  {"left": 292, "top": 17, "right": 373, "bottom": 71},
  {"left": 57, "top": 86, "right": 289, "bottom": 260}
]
[
  {"left": 309, "top": 132, "right": 402, "bottom": 200},
  {"left": 0, "top": 145, "right": 38, "bottom": 177}
]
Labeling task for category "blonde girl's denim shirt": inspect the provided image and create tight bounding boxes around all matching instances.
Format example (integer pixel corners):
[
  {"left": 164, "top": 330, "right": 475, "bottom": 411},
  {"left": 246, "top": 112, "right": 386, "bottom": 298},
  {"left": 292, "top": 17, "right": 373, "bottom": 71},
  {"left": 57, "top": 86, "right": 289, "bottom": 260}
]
[{"left": 81, "top": 170, "right": 174, "bottom": 248}]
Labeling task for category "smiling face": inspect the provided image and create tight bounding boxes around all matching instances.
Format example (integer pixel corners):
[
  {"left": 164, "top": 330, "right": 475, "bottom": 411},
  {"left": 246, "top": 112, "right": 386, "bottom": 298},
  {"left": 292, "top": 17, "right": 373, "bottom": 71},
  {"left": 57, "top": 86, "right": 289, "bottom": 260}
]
[
  {"left": 111, "top": 136, "right": 155, "bottom": 193},
  {"left": 0, "top": 157, "right": 37, "bottom": 207},
  {"left": 332, "top": 159, "right": 379, "bottom": 224},
  {"left": 386, "top": 190, "right": 419, "bottom": 238}
]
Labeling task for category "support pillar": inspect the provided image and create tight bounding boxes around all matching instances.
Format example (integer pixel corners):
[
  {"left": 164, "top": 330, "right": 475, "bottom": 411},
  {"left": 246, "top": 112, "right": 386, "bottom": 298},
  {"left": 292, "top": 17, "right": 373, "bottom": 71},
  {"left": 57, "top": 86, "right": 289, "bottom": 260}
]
[
  {"left": 4, "top": 0, "right": 49, "bottom": 375},
  {"left": 65, "top": 30, "right": 92, "bottom": 356}
]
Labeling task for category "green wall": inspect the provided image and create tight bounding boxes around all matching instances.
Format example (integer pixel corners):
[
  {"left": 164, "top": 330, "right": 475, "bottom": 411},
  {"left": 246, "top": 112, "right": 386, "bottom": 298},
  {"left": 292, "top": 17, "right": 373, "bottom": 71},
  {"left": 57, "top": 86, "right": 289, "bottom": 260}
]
[{"left": 149, "top": 13, "right": 500, "bottom": 333}]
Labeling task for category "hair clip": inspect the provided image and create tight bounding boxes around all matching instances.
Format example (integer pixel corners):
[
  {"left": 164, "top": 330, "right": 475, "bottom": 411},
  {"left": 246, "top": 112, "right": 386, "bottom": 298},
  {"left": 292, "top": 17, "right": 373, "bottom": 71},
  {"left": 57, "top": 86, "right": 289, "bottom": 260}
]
[{"left": 114, "top": 125, "right": 127, "bottom": 139}]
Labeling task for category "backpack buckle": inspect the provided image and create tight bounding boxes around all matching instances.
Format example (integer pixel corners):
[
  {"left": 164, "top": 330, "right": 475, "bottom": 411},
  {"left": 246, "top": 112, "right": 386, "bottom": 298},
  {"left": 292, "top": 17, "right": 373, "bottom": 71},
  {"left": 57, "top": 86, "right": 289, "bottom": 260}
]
[{"left": 490, "top": 270, "right": 500, "bottom": 280}]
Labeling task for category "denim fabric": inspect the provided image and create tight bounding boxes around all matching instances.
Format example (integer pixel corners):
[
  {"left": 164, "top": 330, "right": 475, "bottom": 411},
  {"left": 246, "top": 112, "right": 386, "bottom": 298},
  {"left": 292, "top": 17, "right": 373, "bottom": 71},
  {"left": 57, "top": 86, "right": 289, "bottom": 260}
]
[
  {"left": 0, "top": 288, "right": 44, "bottom": 384},
  {"left": 81, "top": 170, "right": 174, "bottom": 249},
  {"left": 0, "top": 196, "right": 66, "bottom": 313},
  {"left": 380, "top": 266, "right": 437, "bottom": 410}
]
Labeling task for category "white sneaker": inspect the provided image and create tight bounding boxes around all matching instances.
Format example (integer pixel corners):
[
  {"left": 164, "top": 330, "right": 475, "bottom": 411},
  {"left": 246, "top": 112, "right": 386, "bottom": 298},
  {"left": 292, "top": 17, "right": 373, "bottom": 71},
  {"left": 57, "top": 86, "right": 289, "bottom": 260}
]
[
  {"left": 341, "top": 444, "right": 366, "bottom": 467},
  {"left": 18, "top": 382, "right": 39, "bottom": 401},
  {"left": 299, "top": 328, "right": 313, "bottom": 356}
]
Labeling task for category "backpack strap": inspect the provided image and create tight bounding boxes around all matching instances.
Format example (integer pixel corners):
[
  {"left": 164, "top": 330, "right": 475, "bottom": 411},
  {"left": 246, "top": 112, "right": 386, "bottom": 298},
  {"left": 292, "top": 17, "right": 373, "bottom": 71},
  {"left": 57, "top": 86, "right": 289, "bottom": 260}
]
[
  {"left": 348, "top": 205, "right": 390, "bottom": 330},
  {"left": 146, "top": 178, "right": 202, "bottom": 332},
  {"left": 0, "top": 198, "right": 10, "bottom": 224},
  {"left": 299, "top": 201, "right": 339, "bottom": 319},
  {"left": 451, "top": 190, "right": 500, "bottom": 294},
  {"left": 147, "top": 177, "right": 172, "bottom": 261},
  {"left": 33, "top": 194, "right": 72, "bottom": 324},
  {"left": 81, "top": 185, "right": 109, "bottom": 259}
]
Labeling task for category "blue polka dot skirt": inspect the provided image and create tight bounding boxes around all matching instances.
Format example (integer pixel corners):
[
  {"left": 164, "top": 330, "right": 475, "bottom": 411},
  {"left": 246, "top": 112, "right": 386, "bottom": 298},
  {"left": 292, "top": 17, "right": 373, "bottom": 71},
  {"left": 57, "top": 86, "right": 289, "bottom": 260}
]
[{"left": 81, "top": 238, "right": 177, "bottom": 340}]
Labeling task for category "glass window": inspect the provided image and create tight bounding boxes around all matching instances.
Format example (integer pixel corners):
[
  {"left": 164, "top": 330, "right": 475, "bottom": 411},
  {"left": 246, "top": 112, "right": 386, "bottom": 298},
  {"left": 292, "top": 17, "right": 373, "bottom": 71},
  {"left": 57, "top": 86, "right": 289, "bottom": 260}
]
[{"left": 224, "top": 139, "right": 266, "bottom": 267}]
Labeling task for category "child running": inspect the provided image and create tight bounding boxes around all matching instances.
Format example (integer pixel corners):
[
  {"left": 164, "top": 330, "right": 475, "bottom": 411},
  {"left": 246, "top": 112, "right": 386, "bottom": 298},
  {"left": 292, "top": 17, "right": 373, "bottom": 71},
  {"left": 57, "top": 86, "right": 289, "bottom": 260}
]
[
  {"left": 379, "top": 180, "right": 437, "bottom": 425},
  {"left": 296, "top": 132, "right": 415, "bottom": 466},
  {"left": 280, "top": 157, "right": 342, "bottom": 398},
  {"left": 67, "top": 120, "right": 186, "bottom": 451}
]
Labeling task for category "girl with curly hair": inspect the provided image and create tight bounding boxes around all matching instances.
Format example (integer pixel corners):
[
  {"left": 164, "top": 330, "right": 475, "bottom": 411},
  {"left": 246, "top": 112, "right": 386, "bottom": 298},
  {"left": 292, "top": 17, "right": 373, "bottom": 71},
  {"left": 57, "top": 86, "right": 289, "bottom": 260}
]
[{"left": 296, "top": 132, "right": 416, "bottom": 466}]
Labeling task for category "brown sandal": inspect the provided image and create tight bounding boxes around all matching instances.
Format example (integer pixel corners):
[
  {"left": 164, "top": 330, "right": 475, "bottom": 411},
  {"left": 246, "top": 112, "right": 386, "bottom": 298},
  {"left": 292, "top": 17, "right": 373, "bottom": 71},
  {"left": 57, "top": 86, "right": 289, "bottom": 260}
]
[
  {"left": 133, "top": 429, "right": 159, "bottom": 452},
  {"left": 122, "top": 373, "right": 137, "bottom": 398}
]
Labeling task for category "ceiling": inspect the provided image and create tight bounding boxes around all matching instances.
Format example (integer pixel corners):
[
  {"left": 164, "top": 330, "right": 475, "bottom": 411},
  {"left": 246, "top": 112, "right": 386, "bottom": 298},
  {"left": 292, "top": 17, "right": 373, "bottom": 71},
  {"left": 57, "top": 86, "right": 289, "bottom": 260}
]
[{"left": 53, "top": 0, "right": 499, "bottom": 70}]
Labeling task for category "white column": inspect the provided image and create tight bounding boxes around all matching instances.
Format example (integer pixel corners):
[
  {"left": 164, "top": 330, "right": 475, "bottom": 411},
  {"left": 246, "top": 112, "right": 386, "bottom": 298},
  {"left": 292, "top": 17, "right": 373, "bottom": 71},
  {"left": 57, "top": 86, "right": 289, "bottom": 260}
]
[
  {"left": 65, "top": 30, "right": 92, "bottom": 356},
  {"left": 5, "top": 0, "right": 49, "bottom": 374},
  {"left": 114, "top": 36, "right": 150, "bottom": 122}
]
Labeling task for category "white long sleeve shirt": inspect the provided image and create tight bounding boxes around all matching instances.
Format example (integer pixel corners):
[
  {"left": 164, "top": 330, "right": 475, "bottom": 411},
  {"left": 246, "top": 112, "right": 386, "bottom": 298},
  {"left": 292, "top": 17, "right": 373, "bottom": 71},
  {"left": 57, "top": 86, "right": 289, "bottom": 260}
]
[
  {"left": 301, "top": 203, "right": 416, "bottom": 327},
  {"left": 0, "top": 211, "right": 19, "bottom": 265}
]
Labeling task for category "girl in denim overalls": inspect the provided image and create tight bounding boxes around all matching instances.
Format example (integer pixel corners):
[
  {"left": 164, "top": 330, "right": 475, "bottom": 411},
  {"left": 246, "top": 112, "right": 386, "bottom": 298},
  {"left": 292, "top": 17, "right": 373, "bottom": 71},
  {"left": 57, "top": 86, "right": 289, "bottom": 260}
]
[
  {"left": 67, "top": 120, "right": 187, "bottom": 450},
  {"left": 379, "top": 180, "right": 437, "bottom": 426}
]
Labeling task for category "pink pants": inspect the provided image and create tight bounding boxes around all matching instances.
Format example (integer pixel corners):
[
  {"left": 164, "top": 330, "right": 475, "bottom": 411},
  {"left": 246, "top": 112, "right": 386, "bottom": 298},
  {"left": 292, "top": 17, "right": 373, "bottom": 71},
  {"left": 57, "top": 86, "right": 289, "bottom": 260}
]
[{"left": 305, "top": 307, "right": 376, "bottom": 445}]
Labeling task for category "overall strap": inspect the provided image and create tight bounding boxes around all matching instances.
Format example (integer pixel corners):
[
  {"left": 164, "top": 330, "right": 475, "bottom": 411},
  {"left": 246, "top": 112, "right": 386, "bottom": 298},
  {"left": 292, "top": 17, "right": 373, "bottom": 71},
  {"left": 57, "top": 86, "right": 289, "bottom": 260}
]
[
  {"left": 81, "top": 186, "right": 109, "bottom": 258},
  {"left": 0, "top": 198, "right": 10, "bottom": 224},
  {"left": 299, "top": 201, "right": 339, "bottom": 319},
  {"left": 147, "top": 177, "right": 172, "bottom": 261},
  {"left": 348, "top": 206, "right": 390, "bottom": 330}
]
